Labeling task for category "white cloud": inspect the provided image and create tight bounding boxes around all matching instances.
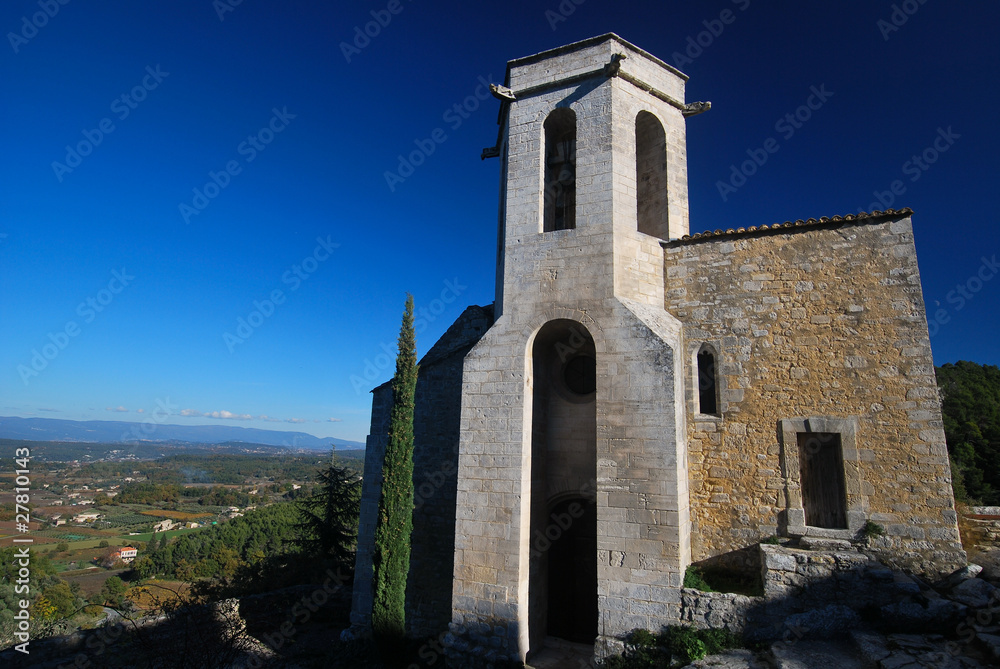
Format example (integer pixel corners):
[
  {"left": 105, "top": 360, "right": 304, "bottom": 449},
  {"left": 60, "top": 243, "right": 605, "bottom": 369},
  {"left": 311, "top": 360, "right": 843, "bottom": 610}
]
[
  {"left": 180, "top": 408, "right": 251, "bottom": 420},
  {"left": 206, "top": 410, "right": 252, "bottom": 420},
  {"left": 38, "top": 407, "right": 59, "bottom": 412},
  {"left": 105, "top": 406, "right": 128, "bottom": 413},
  {"left": 286, "top": 418, "right": 307, "bottom": 424},
  {"left": 136, "top": 408, "right": 145, "bottom": 414},
  {"left": 327, "top": 417, "right": 343, "bottom": 422}
]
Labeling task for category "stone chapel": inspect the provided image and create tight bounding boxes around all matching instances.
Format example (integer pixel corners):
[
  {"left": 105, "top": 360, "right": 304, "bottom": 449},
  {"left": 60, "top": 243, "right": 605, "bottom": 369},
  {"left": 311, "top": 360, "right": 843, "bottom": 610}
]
[{"left": 347, "top": 33, "right": 965, "bottom": 664}]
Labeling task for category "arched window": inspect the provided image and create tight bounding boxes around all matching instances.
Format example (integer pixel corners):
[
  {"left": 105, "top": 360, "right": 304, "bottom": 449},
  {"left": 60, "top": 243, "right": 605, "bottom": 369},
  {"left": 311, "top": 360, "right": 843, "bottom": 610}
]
[
  {"left": 635, "top": 111, "right": 668, "bottom": 238},
  {"left": 697, "top": 345, "right": 719, "bottom": 415},
  {"left": 543, "top": 108, "right": 576, "bottom": 232}
]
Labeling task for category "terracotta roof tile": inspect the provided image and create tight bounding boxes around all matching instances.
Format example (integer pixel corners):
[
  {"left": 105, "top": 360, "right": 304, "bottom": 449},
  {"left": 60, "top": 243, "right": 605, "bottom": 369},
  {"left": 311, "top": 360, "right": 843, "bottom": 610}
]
[{"left": 663, "top": 208, "right": 913, "bottom": 246}]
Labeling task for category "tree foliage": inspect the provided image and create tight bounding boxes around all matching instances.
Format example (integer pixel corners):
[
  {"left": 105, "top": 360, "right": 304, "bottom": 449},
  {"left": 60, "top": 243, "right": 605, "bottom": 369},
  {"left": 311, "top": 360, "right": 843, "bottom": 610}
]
[
  {"left": 937, "top": 361, "right": 1000, "bottom": 504},
  {"left": 372, "top": 294, "right": 418, "bottom": 640},
  {"left": 116, "top": 482, "right": 181, "bottom": 505},
  {"left": 0, "top": 547, "right": 80, "bottom": 648},
  {"left": 294, "top": 457, "right": 361, "bottom": 570},
  {"left": 141, "top": 503, "right": 300, "bottom": 581}
]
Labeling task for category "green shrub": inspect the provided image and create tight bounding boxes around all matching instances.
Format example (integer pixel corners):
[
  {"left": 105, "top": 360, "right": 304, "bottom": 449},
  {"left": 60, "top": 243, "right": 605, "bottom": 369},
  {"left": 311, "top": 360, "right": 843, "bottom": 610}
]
[
  {"left": 682, "top": 565, "right": 714, "bottom": 592},
  {"left": 861, "top": 520, "right": 885, "bottom": 539},
  {"left": 761, "top": 535, "right": 781, "bottom": 545},
  {"left": 699, "top": 628, "right": 742, "bottom": 655},
  {"left": 598, "top": 626, "right": 742, "bottom": 668},
  {"left": 666, "top": 627, "right": 707, "bottom": 665}
]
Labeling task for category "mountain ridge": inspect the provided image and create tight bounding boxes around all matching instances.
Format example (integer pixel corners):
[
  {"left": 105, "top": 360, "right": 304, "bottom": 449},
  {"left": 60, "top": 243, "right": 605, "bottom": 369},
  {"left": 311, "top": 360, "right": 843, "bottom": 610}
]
[{"left": 0, "top": 416, "right": 364, "bottom": 450}]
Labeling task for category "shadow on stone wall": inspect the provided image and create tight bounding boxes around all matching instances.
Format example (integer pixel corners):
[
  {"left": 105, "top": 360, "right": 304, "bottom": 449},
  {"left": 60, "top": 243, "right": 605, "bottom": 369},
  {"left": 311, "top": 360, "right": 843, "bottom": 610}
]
[{"left": 678, "top": 541, "right": 1000, "bottom": 656}]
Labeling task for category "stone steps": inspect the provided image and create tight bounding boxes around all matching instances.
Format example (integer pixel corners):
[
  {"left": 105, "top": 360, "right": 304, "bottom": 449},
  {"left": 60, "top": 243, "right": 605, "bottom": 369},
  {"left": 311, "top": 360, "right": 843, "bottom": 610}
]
[{"left": 524, "top": 637, "right": 595, "bottom": 669}]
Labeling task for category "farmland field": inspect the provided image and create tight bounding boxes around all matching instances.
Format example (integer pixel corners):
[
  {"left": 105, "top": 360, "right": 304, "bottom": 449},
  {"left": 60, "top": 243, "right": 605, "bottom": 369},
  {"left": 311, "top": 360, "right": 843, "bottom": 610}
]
[
  {"left": 127, "top": 525, "right": 211, "bottom": 543},
  {"left": 102, "top": 511, "right": 155, "bottom": 527},
  {"left": 139, "top": 509, "right": 213, "bottom": 520},
  {"left": 61, "top": 567, "right": 129, "bottom": 597}
]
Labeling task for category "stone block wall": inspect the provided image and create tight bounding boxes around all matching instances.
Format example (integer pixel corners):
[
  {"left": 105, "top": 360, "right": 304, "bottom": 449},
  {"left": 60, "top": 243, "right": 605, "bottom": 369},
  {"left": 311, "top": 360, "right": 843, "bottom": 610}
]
[{"left": 662, "top": 212, "right": 965, "bottom": 577}]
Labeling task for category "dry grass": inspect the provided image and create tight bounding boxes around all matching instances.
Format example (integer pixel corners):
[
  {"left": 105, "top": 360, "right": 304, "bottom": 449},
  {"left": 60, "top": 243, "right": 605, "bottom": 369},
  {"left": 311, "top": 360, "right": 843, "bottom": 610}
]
[{"left": 127, "top": 580, "right": 191, "bottom": 610}]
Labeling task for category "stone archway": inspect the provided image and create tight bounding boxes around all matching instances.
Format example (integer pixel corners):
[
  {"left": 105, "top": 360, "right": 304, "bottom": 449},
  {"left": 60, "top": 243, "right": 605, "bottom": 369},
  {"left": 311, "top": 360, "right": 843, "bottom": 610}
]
[{"left": 527, "top": 319, "right": 598, "bottom": 654}]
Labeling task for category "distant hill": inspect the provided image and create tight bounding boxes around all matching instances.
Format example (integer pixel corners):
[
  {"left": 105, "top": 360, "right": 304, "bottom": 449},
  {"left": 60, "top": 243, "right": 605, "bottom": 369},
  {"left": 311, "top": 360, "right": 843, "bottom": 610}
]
[{"left": 0, "top": 416, "right": 364, "bottom": 451}]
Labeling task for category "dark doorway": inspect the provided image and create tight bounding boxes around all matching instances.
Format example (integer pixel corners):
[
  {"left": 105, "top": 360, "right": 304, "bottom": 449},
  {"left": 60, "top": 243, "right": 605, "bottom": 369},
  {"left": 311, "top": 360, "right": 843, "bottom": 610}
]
[
  {"left": 797, "top": 432, "right": 847, "bottom": 529},
  {"left": 528, "top": 320, "right": 597, "bottom": 654},
  {"left": 546, "top": 498, "right": 598, "bottom": 643}
]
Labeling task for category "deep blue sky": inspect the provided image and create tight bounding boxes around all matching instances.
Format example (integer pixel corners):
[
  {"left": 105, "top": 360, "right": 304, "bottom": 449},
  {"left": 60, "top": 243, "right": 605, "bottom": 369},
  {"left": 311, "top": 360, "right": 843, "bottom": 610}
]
[{"left": 1, "top": 1, "right": 997, "bottom": 442}]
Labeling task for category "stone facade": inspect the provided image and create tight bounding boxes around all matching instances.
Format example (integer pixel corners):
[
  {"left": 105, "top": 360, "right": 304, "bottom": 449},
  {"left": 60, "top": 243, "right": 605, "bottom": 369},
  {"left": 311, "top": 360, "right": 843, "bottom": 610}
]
[
  {"left": 663, "top": 216, "right": 965, "bottom": 576},
  {"left": 347, "top": 33, "right": 965, "bottom": 665}
]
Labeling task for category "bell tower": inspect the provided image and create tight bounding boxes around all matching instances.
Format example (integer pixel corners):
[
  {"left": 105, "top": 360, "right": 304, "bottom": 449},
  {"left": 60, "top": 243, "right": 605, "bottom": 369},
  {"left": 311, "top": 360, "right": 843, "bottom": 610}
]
[
  {"left": 486, "top": 33, "right": 700, "bottom": 319},
  {"left": 451, "top": 35, "right": 702, "bottom": 663}
]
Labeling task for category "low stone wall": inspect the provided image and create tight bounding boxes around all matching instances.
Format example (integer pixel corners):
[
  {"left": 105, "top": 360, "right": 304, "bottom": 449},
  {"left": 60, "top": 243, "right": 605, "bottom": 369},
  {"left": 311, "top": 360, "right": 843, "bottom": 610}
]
[
  {"left": 674, "top": 543, "right": 956, "bottom": 643},
  {"left": 678, "top": 589, "right": 760, "bottom": 634},
  {"left": 969, "top": 507, "right": 1000, "bottom": 517},
  {"left": 473, "top": 542, "right": 976, "bottom": 665}
]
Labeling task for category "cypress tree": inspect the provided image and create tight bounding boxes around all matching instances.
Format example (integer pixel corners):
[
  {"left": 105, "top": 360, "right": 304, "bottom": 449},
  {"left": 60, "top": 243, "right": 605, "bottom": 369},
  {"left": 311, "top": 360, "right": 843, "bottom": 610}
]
[{"left": 371, "top": 294, "right": 418, "bottom": 641}]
